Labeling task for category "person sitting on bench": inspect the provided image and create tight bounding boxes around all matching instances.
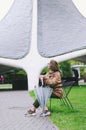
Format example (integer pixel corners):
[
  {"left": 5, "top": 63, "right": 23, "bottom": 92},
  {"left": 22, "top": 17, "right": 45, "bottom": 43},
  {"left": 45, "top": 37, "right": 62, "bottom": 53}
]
[{"left": 27, "top": 60, "right": 63, "bottom": 116}]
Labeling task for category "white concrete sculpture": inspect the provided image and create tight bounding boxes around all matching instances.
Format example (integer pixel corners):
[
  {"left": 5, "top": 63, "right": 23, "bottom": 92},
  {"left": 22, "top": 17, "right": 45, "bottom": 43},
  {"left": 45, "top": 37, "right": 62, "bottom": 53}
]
[{"left": 0, "top": 0, "right": 86, "bottom": 90}]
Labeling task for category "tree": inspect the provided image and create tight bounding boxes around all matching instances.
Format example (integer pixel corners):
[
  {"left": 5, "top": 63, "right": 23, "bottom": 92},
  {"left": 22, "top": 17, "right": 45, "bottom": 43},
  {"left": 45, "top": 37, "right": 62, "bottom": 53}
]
[{"left": 59, "top": 61, "right": 72, "bottom": 78}]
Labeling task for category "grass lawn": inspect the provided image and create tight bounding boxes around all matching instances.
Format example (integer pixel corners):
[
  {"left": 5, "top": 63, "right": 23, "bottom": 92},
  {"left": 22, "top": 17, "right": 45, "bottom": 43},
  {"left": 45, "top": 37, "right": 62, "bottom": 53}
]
[
  {"left": 0, "top": 84, "right": 12, "bottom": 89},
  {"left": 30, "top": 86, "right": 86, "bottom": 130}
]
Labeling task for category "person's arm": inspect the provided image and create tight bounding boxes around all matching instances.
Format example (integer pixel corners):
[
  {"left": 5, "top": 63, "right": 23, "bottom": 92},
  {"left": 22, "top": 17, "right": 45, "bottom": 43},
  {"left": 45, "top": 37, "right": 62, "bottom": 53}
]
[
  {"left": 43, "top": 72, "right": 61, "bottom": 87},
  {"left": 39, "top": 74, "right": 47, "bottom": 86}
]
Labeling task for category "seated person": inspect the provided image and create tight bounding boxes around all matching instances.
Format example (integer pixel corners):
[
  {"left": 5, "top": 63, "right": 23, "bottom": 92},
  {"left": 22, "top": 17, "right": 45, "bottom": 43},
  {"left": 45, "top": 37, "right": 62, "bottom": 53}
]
[{"left": 27, "top": 60, "right": 63, "bottom": 116}]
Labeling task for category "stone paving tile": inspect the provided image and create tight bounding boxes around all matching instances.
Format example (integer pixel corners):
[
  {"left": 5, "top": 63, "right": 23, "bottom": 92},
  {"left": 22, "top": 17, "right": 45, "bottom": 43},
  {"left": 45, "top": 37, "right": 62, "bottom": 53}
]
[{"left": 0, "top": 91, "right": 59, "bottom": 130}]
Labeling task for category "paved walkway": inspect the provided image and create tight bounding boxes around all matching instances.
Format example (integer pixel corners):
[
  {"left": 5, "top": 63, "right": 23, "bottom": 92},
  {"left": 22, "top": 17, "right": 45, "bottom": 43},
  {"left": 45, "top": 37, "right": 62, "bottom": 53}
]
[{"left": 0, "top": 91, "right": 59, "bottom": 130}]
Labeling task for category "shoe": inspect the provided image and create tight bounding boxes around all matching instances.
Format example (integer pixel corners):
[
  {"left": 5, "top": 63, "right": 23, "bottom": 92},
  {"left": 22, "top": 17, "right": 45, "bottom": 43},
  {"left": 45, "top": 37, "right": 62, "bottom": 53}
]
[
  {"left": 40, "top": 110, "right": 51, "bottom": 117},
  {"left": 25, "top": 109, "right": 36, "bottom": 116}
]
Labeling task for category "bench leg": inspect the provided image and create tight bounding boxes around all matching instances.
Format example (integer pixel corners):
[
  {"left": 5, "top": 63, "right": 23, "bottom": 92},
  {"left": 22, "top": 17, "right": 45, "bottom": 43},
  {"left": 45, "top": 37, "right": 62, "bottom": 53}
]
[
  {"left": 49, "top": 98, "right": 51, "bottom": 111},
  {"left": 61, "top": 97, "right": 74, "bottom": 109}
]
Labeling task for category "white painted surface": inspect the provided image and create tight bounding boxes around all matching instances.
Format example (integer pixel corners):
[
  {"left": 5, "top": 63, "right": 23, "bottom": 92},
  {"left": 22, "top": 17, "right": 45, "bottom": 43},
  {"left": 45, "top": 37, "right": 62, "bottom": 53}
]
[{"left": 0, "top": 0, "right": 86, "bottom": 90}]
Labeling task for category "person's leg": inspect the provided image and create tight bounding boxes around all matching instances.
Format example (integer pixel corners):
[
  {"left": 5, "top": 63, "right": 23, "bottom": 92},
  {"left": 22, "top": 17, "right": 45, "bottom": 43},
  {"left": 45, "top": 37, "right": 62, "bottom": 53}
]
[
  {"left": 47, "top": 93, "right": 59, "bottom": 115},
  {"left": 33, "top": 99, "right": 40, "bottom": 108},
  {"left": 27, "top": 99, "right": 40, "bottom": 115},
  {"left": 40, "top": 93, "right": 57, "bottom": 117},
  {"left": 50, "top": 92, "right": 59, "bottom": 98}
]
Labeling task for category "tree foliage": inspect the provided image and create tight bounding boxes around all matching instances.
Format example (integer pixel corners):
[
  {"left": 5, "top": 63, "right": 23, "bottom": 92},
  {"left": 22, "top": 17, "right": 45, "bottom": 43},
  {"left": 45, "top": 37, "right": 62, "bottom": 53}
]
[{"left": 59, "top": 61, "right": 72, "bottom": 78}]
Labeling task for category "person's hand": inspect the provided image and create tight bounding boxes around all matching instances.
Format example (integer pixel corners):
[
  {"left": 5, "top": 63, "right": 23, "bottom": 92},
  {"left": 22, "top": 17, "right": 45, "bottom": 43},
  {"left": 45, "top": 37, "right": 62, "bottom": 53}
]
[
  {"left": 39, "top": 75, "right": 44, "bottom": 86},
  {"left": 39, "top": 75, "right": 44, "bottom": 79}
]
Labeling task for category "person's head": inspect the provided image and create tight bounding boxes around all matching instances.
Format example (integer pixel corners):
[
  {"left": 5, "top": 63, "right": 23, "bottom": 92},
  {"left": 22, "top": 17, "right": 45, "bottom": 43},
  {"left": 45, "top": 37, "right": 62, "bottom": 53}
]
[{"left": 48, "top": 60, "right": 59, "bottom": 72}]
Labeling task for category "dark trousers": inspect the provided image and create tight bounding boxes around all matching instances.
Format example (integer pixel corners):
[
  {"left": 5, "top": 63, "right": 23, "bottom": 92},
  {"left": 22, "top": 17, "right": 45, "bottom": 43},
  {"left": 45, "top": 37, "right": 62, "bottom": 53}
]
[{"left": 33, "top": 93, "right": 58, "bottom": 108}]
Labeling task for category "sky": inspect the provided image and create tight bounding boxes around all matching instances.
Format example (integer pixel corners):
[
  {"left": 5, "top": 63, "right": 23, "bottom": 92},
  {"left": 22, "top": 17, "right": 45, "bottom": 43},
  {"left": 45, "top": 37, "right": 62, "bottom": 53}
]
[
  {"left": 0, "top": 0, "right": 14, "bottom": 21},
  {"left": 72, "top": 0, "right": 86, "bottom": 17}
]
